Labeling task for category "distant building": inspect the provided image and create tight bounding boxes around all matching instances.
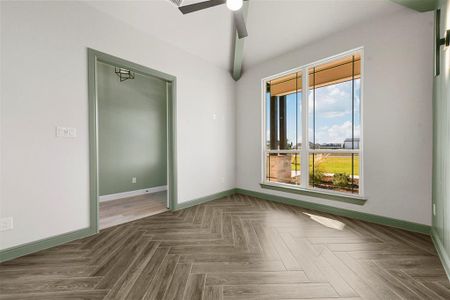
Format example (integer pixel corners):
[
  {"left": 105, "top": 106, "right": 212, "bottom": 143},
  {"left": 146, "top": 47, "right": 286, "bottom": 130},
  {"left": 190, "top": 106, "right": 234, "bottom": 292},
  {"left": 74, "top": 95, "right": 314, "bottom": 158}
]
[
  {"left": 343, "top": 138, "right": 360, "bottom": 149},
  {"left": 308, "top": 141, "right": 342, "bottom": 149}
]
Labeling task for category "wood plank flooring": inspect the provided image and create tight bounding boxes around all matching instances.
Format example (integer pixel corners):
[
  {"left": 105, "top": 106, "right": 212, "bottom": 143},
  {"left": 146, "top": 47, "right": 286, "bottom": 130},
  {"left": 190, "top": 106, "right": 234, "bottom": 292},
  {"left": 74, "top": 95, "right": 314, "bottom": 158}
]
[
  {"left": 99, "top": 191, "right": 168, "bottom": 229},
  {"left": 1, "top": 194, "right": 449, "bottom": 299}
]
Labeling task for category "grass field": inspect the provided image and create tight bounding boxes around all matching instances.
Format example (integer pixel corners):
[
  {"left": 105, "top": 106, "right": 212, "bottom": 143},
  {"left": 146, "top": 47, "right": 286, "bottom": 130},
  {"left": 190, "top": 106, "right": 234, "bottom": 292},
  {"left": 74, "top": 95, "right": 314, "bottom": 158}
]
[{"left": 290, "top": 155, "right": 359, "bottom": 176}]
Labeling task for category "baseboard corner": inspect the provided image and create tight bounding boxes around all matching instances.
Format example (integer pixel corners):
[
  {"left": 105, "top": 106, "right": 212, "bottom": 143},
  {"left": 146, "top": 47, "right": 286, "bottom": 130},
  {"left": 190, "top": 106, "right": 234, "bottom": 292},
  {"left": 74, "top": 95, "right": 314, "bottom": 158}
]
[
  {"left": 174, "top": 188, "right": 236, "bottom": 211},
  {"left": 235, "top": 188, "right": 430, "bottom": 235},
  {"left": 431, "top": 229, "right": 450, "bottom": 281},
  {"left": 0, "top": 226, "right": 97, "bottom": 263}
]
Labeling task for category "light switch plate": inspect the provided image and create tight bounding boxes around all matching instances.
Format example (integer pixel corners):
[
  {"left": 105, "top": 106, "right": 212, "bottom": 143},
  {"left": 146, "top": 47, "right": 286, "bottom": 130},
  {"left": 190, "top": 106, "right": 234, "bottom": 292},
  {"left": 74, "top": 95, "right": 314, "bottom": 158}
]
[
  {"left": 0, "top": 217, "right": 13, "bottom": 232},
  {"left": 56, "top": 126, "right": 77, "bottom": 138}
]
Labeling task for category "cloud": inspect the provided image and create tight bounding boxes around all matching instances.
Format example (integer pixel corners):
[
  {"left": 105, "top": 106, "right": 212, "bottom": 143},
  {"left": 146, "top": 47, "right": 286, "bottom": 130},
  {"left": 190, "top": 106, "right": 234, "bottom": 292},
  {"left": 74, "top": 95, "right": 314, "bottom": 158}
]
[
  {"left": 308, "top": 81, "right": 356, "bottom": 119},
  {"left": 268, "top": 79, "right": 361, "bottom": 146},
  {"left": 328, "top": 86, "right": 347, "bottom": 97},
  {"left": 321, "top": 110, "right": 351, "bottom": 118},
  {"left": 315, "top": 121, "right": 360, "bottom": 144}
]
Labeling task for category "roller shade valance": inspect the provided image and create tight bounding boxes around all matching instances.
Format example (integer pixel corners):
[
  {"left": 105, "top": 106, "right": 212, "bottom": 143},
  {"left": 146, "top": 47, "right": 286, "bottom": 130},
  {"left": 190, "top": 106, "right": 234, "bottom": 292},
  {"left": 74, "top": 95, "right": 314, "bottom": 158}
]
[{"left": 269, "top": 54, "right": 361, "bottom": 96}]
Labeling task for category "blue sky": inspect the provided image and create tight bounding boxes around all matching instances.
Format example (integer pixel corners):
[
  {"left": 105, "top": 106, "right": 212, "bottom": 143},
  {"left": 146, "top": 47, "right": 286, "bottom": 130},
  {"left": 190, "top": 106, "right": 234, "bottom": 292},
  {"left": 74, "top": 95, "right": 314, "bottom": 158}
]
[{"left": 267, "top": 79, "right": 361, "bottom": 147}]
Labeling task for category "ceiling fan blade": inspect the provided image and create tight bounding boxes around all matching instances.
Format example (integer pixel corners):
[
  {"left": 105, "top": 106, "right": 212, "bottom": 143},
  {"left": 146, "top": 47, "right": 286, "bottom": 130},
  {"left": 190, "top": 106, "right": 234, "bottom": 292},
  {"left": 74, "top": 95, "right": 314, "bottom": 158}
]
[
  {"left": 233, "top": 10, "right": 248, "bottom": 39},
  {"left": 179, "top": 0, "right": 226, "bottom": 14}
]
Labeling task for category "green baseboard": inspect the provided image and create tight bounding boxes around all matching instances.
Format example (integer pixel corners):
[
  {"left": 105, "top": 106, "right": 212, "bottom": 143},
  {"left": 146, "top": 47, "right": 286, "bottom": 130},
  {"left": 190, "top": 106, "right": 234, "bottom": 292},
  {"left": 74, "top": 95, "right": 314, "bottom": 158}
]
[
  {"left": 174, "top": 189, "right": 236, "bottom": 210},
  {"left": 0, "top": 227, "right": 97, "bottom": 263},
  {"left": 1, "top": 187, "right": 432, "bottom": 263},
  {"left": 0, "top": 189, "right": 235, "bottom": 263},
  {"left": 431, "top": 229, "right": 450, "bottom": 281},
  {"left": 236, "top": 188, "right": 431, "bottom": 235}
]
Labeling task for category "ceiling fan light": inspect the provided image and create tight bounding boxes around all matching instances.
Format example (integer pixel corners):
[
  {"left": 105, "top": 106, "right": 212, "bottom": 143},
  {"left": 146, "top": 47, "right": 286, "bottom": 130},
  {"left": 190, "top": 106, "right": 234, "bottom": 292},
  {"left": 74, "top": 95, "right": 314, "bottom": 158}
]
[{"left": 226, "top": 0, "right": 243, "bottom": 11}]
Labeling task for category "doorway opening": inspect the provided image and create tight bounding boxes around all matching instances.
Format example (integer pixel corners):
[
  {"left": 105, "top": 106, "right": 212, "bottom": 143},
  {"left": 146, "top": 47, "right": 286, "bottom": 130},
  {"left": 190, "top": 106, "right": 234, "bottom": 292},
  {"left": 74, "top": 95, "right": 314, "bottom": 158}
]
[{"left": 88, "top": 49, "right": 177, "bottom": 231}]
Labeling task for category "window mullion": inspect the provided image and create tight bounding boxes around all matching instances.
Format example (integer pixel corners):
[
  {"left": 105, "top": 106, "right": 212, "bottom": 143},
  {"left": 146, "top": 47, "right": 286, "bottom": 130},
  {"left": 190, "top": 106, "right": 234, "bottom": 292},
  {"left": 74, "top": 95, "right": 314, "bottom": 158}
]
[{"left": 300, "top": 68, "right": 309, "bottom": 188}]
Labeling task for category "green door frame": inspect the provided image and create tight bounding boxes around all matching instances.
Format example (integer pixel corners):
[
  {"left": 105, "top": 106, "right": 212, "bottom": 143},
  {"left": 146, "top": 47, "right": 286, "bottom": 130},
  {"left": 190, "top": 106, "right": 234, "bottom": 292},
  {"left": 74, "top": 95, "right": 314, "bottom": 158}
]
[{"left": 88, "top": 48, "right": 178, "bottom": 233}]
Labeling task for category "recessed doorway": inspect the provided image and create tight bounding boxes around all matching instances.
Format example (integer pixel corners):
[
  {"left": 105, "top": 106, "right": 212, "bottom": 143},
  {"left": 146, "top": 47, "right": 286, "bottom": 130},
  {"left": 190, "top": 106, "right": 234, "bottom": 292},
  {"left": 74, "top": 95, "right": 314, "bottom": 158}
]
[{"left": 88, "top": 49, "right": 177, "bottom": 231}]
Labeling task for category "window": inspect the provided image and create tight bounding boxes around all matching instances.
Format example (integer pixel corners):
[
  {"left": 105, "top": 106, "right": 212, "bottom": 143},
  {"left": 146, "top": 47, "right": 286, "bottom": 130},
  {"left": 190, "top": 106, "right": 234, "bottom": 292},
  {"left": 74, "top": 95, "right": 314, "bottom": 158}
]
[{"left": 263, "top": 50, "right": 362, "bottom": 196}]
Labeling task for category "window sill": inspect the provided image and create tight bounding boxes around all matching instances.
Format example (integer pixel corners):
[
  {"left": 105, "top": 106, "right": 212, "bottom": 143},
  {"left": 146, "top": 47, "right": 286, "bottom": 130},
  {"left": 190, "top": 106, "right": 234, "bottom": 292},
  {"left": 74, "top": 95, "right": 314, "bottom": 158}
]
[{"left": 260, "top": 182, "right": 367, "bottom": 205}]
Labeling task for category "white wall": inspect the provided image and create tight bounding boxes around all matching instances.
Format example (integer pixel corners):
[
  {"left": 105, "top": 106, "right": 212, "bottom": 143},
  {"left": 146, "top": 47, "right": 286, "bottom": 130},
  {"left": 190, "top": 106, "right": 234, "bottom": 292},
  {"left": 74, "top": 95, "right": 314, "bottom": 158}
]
[
  {"left": 0, "top": 1, "right": 435, "bottom": 252},
  {"left": 236, "top": 9, "right": 434, "bottom": 225},
  {"left": 0, "top": 1, "right": 235, "bottom": 250}
]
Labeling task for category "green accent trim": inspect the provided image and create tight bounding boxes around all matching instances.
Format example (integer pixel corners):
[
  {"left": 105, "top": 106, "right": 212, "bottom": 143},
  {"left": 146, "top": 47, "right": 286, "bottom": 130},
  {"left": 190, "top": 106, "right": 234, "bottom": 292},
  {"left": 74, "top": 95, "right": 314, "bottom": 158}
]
[
  {"left": 260, "top": 183, "right": 367, "bottom": 205},
  {"left": 236, "top": 188, "right": 431, "bottom": 235},
  {"left": 87, "top": 49, "right": 99, "bottom": 234},
  {"left": 0, "top": 49, "right": 179, "bottom": 263},
  {"left": 0, "top": 188, "right": 230, "bottom": 262},
  {"left": 389, "top": 0, "right": 438, "bottom": 12},
  {"left": 167, "top": 80, "right": 178, "bottom": 212},
  {"left": 1, "top": 187, "right": 433, "bottom": 262},
  {"left": 87, "top": 48, "right": 178, "bottom": 220},
  {"left": 431, "top": 229, "right": 450, "bottom": 281},
  {"left": 232, "top": 1, "right": 249, "bottom": 81},
  {"left": 174, "top": 189, "right": 236, "bottom": 210},
  {"left": 92, "top": 50, "right": 176, "bottom": 82},
  {"left": 0, "top": 227, "right": 96, "bottom": 262}
]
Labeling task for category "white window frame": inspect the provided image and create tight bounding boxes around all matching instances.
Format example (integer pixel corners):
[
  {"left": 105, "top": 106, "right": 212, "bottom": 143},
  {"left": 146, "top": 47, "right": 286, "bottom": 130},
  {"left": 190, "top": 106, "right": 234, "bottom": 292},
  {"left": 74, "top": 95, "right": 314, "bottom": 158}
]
[{"left": 261, "top": 48, "right": 365, "bottom": 198}]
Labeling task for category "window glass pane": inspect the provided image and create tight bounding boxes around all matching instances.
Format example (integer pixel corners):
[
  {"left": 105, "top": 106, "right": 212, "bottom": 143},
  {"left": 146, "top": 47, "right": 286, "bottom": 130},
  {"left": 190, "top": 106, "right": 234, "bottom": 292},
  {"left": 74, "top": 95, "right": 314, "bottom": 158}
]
[
  {"left": 266, "top": 153, "right": 301, "bottom": 185},
  {"left": 352, "top": 154, "right": 360, "bottom": 194},
  {"left": 292, "top": 153, "right": 301, "bottom": 183},
  {"left": 264, "top": 51, "right": 362, "bottom": 196},
  {"left": 296, "top": 91, "right": 302, "bottom": 148},
  {"left": 285, "top": 93, "right": 298, "bottom": 150},
  {"left": 308, "top": 54, "right": 361, "bottom": 150},
  {"left": 353, "top": 79, "right": 361, "bottom": 149},
  {"left": 266, "top": 72, "right": 302, "bottom": 150},
  {"left": 309, "top": 153, "right": 358, "bottom": 194}
]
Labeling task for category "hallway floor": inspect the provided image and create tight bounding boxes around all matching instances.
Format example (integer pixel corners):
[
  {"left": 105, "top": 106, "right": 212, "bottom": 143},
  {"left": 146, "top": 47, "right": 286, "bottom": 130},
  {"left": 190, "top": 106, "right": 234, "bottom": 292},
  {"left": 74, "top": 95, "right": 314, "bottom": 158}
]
[{"left": 99, "top": 191, "right": 168, "bottom": 229}]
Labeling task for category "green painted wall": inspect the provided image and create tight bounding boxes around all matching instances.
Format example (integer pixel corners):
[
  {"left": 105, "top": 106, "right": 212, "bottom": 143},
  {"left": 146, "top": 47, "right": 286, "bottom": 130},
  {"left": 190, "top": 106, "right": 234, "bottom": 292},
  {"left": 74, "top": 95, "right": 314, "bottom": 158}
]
[
  {"left": 432, "top": 0, "right": 450, "bottom": 278},
  {"left": 97, "top": 62, "right": 167, "bottom": 196}
]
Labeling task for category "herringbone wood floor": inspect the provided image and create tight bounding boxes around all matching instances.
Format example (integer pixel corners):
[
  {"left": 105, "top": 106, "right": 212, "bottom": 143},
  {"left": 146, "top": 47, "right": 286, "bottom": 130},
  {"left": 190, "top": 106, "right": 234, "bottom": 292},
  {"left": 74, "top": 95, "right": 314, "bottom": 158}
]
[{"left": 0, "top": 194, "right": 449, "bottom": 299}]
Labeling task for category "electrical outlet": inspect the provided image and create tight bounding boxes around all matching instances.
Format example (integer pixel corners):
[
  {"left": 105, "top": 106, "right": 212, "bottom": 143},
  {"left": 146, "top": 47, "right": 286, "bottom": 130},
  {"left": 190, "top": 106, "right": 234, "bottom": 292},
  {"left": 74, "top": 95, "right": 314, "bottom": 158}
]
[
  {"left": 132, "top": 177, "right": 137, "bottom": 184},
  {"left": 0, "top": 217, "right": 13, "bottom": 232},
  {"left": 433, "top": 203, "right": 436, "bottom": 216}
]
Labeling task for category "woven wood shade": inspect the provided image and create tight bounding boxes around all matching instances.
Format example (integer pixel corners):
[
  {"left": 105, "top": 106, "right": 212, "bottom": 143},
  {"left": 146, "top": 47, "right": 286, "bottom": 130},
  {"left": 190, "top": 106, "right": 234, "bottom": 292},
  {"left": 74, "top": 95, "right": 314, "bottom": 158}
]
[{"left": 269, "top": 54, "right": 361, "bottom": 96}]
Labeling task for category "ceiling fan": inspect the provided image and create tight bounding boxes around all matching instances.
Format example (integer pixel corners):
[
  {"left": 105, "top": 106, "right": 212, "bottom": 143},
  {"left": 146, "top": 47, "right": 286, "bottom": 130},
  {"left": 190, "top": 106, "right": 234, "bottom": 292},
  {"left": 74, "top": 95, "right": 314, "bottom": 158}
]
[{"left": 178, "top": 0, "right": 248, "bottom": 39}]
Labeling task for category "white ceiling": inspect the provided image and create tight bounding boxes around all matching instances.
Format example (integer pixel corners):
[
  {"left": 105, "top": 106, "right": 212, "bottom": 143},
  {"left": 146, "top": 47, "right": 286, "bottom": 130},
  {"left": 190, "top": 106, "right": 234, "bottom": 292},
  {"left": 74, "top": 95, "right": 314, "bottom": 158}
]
[{"left": 87, "top": 0, "right": 404, "bottom": 71}]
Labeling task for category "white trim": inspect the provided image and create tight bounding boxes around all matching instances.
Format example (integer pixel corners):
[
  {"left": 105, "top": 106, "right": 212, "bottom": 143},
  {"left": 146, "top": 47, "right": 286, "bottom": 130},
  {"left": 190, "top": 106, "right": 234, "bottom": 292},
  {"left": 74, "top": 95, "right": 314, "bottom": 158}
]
[
  {"left": 261, "top": 78, "right": 267, "bottom": 184},
  {"left": 261, "top": 47, "right": 364, "bottom": 83},
  {"left": 261, "top": 181, "right": 368, "bottom": 201},
  {"left": 99, "top": 186, "right": 167, "bottom": 202},
  {"left": 301, "top": 69, "right": 309, "bottom": 186},
  {"left": 358, "top": 48, "right": 365, "bottom": 196},
  {"left": 261, "top": 47, "right": 364, "bottom": 197}
]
